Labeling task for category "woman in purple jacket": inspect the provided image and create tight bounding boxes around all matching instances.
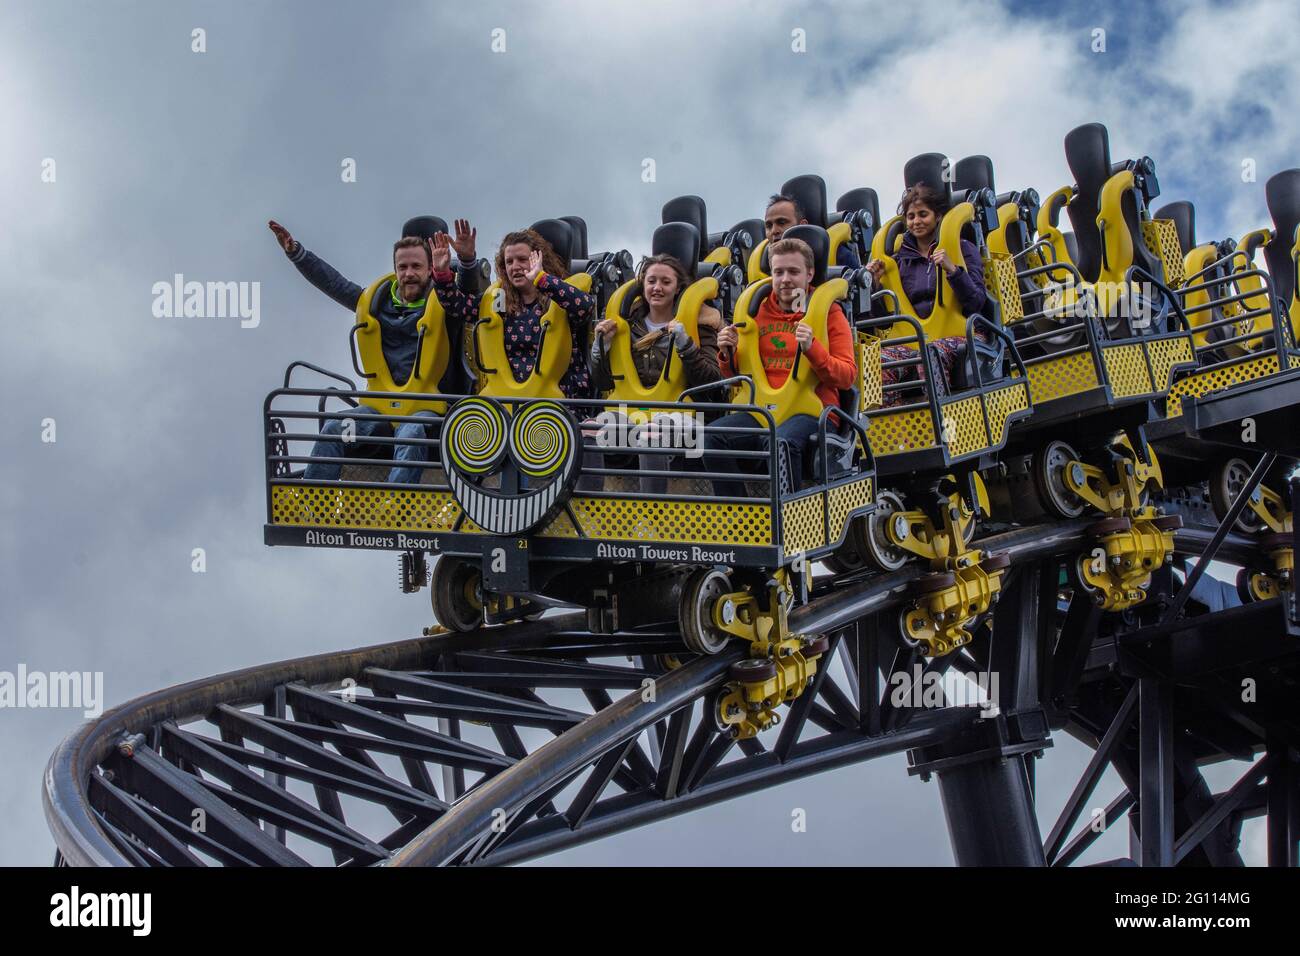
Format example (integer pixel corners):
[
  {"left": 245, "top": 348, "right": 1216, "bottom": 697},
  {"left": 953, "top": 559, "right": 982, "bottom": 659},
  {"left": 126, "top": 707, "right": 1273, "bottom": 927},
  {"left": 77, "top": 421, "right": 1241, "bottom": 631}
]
[{"left": 866, "top": 183, "right": 990, "bottom": 404}]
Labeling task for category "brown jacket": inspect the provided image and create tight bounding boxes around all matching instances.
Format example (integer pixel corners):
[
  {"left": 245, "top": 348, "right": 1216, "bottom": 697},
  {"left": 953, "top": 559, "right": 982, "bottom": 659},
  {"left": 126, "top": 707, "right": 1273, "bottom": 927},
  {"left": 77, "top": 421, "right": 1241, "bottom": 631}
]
[{"left": 591, "top": 306, "right": 723, "bottom": 392}]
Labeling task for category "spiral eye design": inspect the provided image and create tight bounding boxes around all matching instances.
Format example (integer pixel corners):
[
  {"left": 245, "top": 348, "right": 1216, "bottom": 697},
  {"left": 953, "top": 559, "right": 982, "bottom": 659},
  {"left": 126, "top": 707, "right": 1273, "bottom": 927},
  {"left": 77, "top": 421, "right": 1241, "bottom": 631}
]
[
  {"left": 441, "top": 398, "right": 582, "bottom": 536},
  {"left": 509, "top": 402, "right": 573, "bottom": 479},
  {"left": 443, "top": 397, "right": 507, "bottom": 475}
]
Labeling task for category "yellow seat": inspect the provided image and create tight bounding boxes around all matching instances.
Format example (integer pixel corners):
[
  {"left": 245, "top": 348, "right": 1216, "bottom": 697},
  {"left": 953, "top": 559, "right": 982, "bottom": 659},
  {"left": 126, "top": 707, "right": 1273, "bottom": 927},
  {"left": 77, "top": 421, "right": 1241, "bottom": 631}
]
[{"left": 353, "top": 273, "right": 451, "bottom": 416}]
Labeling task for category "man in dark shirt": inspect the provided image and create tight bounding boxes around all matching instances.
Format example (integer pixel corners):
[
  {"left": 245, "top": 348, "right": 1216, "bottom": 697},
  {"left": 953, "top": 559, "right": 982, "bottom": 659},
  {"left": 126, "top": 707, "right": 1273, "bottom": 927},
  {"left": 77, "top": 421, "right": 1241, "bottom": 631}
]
[{"left": 268, "top": 220, "right": 479, "bottom": 484}]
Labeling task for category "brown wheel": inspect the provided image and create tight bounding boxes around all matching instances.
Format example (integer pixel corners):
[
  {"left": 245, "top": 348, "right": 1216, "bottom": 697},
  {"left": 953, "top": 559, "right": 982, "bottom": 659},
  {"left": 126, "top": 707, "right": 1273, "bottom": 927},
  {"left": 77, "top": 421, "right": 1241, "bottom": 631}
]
[
  {"left": 430, "top": 557, "right": 484, "bottom": 633},
  {"left": 1033, "top": 440, "right": 1087, "bottom": 518},
  {"left": 1151, "top": 514, "right": 1183, "bottom": 532},
  {"left": 860, "top": 490, "right": 910, "bottom": 572},
  {"left": 983, "top": 552, "right": 1012, "bottom": 572},
  {"left": 802, "top": 635, "right": 831, "bottom": 657},
  {"left": 1259, "top": 532, "right": 1291, "bottom": 552},
  {"left": 1087, "top": 516, "right": 1132, "bottom": 536},
  {"left": 914, "top": 571, "right": 958, "bottom": 595},
  {"left": 730, "top": 658, "right": 778, "bottom": 682},
  {"left": 678, "top": 568, "right": 732, "bottom": 656},
  {"left": 822, "top": 527, "right": 868, "bottom": 573},
  {"left": 1236, "top": 567, "right": 1278, "bottom": 603},
  {"left": 1210, "top": 457, "right": 1267, "bottom": 535}
]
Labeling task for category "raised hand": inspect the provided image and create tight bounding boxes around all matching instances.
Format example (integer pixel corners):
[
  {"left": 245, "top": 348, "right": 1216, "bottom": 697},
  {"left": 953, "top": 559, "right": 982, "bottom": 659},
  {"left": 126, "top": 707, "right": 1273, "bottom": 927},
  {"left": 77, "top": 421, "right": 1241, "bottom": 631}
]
[
  {"left": 268, "top": 220, "right": 296, "bottom": 253},
  {"left": 794, "top": 322, "right": 814, "bottom": 349},
  {"left": 525, "top": 249, "right": 544, "bottom": 283},
  {"left": 430, "top": 232, "right": 453, "bottom": 273},
  {"left": 453, "top": 218, "right": 477, "bottom": 261},
  {"left": 930, "top": 247, "right": 955, "bottom": 275}
]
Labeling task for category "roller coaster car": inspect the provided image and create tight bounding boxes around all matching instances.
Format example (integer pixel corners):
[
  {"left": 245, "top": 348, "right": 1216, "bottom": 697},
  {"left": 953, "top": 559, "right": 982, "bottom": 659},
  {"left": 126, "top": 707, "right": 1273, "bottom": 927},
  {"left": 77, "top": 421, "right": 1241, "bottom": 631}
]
[
  {"left": 852, "top": 161, "right": 1031, "bottom": 585},
  {"left": 264, "top": 231, "right": 876, "bottom": 676},
  {"left": 746, "top": 174, "right": 877, "bottom": 282},
  {"left": 955, "top": 136, "right": 1197, "bottom": 526},
  {"left": 1154, "top": 170, "right": 1300, "bottom": 449}
]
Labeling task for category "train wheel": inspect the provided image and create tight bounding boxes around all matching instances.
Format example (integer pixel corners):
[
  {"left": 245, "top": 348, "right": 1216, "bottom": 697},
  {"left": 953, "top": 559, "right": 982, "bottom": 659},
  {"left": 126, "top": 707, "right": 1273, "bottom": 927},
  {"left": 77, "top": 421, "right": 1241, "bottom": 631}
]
[
  {"left": 822, "top": 525, "right": 866, "bottom": 574},
  {"left": 860, "top": 490, "right": 910, "bottom": 572},
  {"left": 1210, "top": 457, "right": 1265, "bottom": 535},
  {"left": 678, "top": 568, "right": 732, "bottom": 656},
  {"left": 1033, "top": 440, "right": 1086, "bottom": 518},
  {"left": 1236, "top": 567, "right": 1278, "bottom": 603},
  {"left": 430, "top": 557, "right": 484, "bottom": 633}
]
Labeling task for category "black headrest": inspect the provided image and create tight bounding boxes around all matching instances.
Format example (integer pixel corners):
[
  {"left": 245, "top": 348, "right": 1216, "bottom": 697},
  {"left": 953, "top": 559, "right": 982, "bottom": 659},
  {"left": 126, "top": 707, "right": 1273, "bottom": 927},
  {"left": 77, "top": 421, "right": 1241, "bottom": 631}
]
[
  {"left": 402, "top": 216, "right": 449, "bottom": 240},
  {"left": 837, "top": 188, "right": 880, "bottom": 230},
  {"left": 560, "top": 216, "right": 589, "bottom": 259},
  {"left": 780, "top": 224, "right": 829, "bottom": 286},
  {"left": 1265, "top": 168, "right": 1300, "bottom": 304},
  {"left": 1153, "top": 201, "right": 1196, "bottom": 255},
  {"left": 781, "top": 174, "right": 829, "bottom": 227},
  {"left": 1063, "top": 123, "right": 1111, "bottom": 281},
  {"left": 955, "top": 155, "right": 996, "bottom": 194},
  {"left": 662, "top": 196, "right": 708, "bottom": 255},
  {"left": 529, "top": 218, "right": 575, "bottom": 265},
  {"left": 731, "top": 218, "right": 766, "bottom": 250},
  {"left": 651, "top": 222, "right": 701, "bottom": 271},
  {"left": 903, "top": 153, "right": 953, "bottom": 205}
]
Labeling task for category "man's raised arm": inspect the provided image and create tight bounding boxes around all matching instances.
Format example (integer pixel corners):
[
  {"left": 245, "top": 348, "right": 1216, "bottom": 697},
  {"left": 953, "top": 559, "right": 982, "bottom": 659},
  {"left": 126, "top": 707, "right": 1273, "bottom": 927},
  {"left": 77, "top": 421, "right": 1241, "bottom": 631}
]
[{"left": 268, "top": 220, "right": 365, "bottom": 312}]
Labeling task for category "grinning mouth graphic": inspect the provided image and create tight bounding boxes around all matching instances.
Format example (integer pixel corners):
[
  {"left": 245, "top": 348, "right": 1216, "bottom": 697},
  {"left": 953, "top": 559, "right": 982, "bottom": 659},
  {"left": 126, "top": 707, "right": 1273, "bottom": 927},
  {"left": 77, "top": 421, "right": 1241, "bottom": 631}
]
[{"left": 440, "top": 398, "right": 582, "bottom": 536}]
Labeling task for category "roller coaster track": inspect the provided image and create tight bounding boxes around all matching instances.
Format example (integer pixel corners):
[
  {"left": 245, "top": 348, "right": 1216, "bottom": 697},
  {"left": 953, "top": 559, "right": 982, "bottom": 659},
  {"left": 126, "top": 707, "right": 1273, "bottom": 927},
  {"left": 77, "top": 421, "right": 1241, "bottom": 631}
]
[{"left": 44, "top": 522, "right": 1298, "bottom": 867}]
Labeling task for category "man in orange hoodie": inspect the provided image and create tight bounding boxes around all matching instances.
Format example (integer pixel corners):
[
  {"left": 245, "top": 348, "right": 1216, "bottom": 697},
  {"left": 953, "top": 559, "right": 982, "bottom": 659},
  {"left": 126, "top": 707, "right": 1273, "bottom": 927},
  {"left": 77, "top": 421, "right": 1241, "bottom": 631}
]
[{"left": 706, "top": 237, "right": 857, "bottom": 498}]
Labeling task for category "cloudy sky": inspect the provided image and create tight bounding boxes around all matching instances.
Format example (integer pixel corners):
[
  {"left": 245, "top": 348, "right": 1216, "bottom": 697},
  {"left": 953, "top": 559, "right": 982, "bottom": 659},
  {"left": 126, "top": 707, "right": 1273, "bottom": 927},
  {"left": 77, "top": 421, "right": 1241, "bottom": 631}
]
[{"left": 3, "top": 0, "right": 1295, "bottom": 866}]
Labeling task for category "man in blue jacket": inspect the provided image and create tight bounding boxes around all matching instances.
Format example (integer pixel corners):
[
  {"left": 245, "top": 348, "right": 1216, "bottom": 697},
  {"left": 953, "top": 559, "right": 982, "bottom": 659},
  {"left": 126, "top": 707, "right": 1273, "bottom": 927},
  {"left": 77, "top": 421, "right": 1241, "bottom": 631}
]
[{"left": 268, "top": 219, "right": 480, "bottom": 484}]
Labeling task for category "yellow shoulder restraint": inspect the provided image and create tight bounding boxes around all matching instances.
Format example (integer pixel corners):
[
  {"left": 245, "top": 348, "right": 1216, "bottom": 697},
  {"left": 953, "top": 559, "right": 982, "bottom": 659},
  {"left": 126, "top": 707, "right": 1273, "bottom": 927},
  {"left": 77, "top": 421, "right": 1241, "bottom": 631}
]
[
  {"left": 354, "top": 273, "right": 450, "bottom": 416},
  {"left": 1035, "top": 185, "right": 1076, "bottom": 270},
  {"left": 474, "top": 273, "right": 593, "bottom": 400},
  {"left": 1182, "top": 242, "right": 1229, "bottom": 349},
  {"left": 870, "top": 201, "right": 978, "bottom": 342},
  {"left": 601, "top": 275, "right": 718, "bottom": 422},
  {"left": 729, "top": 276, "right": 847, "bottom": 425}
]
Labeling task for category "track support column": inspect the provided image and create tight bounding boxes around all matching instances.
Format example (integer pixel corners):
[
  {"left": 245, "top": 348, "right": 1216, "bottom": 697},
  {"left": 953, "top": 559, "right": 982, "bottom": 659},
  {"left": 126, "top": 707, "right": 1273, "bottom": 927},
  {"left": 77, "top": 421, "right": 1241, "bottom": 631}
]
[{"left": 908, "top": 711, "right": 1050, "bottom": 865}]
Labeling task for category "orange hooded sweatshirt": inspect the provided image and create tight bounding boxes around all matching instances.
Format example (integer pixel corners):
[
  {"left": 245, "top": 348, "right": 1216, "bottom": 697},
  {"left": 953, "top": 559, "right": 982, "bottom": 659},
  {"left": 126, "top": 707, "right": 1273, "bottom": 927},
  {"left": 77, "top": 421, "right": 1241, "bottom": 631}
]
[{"left": 720, "top": 293, "right": 857, "bottom": 409}]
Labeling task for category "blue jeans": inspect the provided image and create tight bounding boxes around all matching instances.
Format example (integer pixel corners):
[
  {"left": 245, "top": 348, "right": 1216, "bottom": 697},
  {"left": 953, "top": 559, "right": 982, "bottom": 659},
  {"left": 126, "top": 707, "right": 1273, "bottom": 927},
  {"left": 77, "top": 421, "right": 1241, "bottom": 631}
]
[
  {"left": 304, "top": 408, "right": 438, "bottom": 486},
  {"left": 703, "top": 412, "right": 819, "bottom": 499}
]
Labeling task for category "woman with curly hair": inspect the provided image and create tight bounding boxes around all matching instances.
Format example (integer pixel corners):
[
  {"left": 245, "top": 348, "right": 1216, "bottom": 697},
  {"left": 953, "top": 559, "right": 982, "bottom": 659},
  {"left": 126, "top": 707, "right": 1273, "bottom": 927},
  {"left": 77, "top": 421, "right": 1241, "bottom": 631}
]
[{"left": 493, "top": 229, "right": 595, "bottom": 401}]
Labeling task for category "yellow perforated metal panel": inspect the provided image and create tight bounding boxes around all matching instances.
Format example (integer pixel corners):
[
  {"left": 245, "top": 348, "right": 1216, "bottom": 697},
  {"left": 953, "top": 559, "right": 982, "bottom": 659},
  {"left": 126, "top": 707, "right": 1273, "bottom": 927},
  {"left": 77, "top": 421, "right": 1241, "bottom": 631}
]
[
  {"left": 868, "top": 407, "right": 937, "bottom": 455},
  {"left": 1165, "top": 354, "right": 1281, "bottom": 419},
  {"left": 983, "top": 382, "right": 1030, "bottom": 445},
  {"left": 826, "top": 477, "right": 873, "bottom": 544},
  {"left": 986, "top": 253, "right": 1024, "bottom": 324},
  {"left": 858, "top": 334, "right": 883, "bottom": 411},
  {"left": 567, "top": 497, "right": 773, "bottom": 545},
  {"left": 1143, "top": 219, "right": 1186, "bottom": 288},
  {"left": 1022, "top": 350, "right": 1101, "bottom": 403},
  {"left": 782, "top": 492, "right": 826, "bottom": 555},
  {"left": 1101, "top": 343, "right": 1154, "bottom": 398},
  {"left": 537, "top": 509, "right": 580, "bottom": 538},
  {"left": 271, "top": 486, "right": 462, "bottom": 531},
  {"left": 940, "top": 395, "right": 988, "bottom": 459},
  {"left": 1145, "top": 335, "right": 1195, "bottom": 393}
]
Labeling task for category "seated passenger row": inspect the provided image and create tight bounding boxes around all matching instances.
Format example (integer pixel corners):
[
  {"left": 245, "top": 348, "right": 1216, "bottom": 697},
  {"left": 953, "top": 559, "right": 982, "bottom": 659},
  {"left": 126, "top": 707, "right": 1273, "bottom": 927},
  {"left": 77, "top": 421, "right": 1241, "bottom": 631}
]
[{"left": 266, "top": 176, "right": 990, "bottom": 498}]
